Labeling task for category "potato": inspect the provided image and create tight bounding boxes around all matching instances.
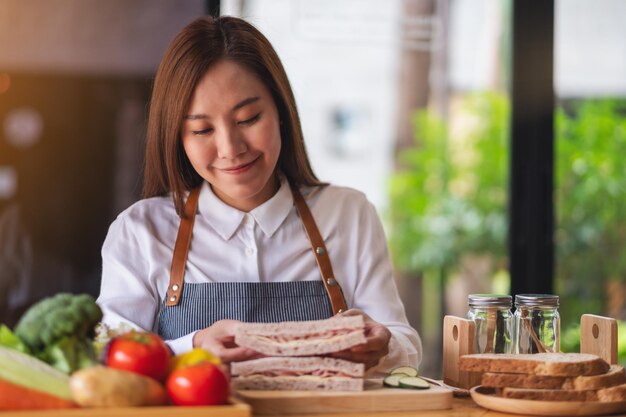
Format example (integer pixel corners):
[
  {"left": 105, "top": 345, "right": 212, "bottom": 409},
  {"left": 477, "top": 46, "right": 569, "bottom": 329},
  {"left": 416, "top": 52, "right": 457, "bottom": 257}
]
[{"left": 70, "top": 366, "right": 167, "bottom": 407}]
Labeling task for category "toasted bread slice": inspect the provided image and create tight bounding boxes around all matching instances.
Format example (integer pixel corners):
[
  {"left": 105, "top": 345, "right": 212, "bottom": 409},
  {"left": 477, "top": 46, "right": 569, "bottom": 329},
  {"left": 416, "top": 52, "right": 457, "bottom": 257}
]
[
  {"left": 502, "top": 387, "right": 598, "bottom": 401},
  {"left": 565, "top": 365, "right": 626, "bottom": 391},
  {"left": 598, "top": 382, "right": 626, "bottom": 402},
  {"left": 460, "top": 353, "right": 610, "bottom": 377},
  {"left": 482, "top": 372, "right": 566, "bottom": 389},
  {"left": 482, "top": 365, "right": 625, "bottom": 391}
]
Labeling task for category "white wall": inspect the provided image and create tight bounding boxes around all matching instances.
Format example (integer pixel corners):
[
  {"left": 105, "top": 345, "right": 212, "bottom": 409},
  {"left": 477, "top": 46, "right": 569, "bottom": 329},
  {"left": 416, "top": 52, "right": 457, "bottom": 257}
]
[{"left": 555, "top": 0, "right": 626, "bottom": 97}]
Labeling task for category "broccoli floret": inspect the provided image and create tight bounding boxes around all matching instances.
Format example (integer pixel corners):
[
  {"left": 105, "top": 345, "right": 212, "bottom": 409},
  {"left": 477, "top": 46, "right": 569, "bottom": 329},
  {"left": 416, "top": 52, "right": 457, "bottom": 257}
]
[{"left": 14, "top": 293, "right": 103, "bottom": 374}]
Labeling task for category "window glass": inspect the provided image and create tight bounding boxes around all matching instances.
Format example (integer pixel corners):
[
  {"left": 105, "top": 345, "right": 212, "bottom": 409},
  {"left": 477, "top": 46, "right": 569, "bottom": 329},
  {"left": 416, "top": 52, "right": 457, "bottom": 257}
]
[{"left": 554, "top": 0, "right": 626, "bottom": 351}]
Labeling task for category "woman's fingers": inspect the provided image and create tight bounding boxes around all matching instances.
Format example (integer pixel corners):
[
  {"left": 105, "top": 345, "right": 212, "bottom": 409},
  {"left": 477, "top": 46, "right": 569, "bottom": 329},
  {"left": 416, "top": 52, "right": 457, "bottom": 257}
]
[
  {"left": 199, "top": 337, "right": 260, "bottom": 363},
  {"left": 336, "top": 308, "right": 374, "bottom": 323},
  {"left": 327, "top": 311, "right": 391, "bottom": 370},
  {"left": 336, "top": 308, "right": 362, "bottom": 317},
  {"left": 192, "top": 319, "right": 265, "bottom": 363},
  {"left": 329, "top": 331, "right": 389, "bottom": 369}
]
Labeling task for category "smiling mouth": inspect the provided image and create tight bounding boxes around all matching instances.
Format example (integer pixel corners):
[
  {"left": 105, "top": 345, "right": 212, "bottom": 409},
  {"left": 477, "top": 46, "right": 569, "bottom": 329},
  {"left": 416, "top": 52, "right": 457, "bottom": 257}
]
[{"left": 220, "top": 157, "right": 259, "bottom": 174}]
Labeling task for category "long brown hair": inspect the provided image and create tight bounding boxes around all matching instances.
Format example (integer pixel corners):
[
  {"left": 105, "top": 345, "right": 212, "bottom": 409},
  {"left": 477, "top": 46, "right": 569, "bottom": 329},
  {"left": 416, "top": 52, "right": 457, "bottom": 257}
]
[{"left": 143, "top": 16, "right": 323, "bottom": 216}]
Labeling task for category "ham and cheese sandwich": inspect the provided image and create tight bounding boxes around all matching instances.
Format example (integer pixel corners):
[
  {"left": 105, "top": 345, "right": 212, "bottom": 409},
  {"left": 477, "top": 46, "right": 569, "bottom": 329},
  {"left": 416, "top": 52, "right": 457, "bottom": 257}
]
[
  {"left": 232, "top": 315, "right": 367, "bottom": 391},
  {"left": 231, "top": 357, "right": 365, "bottom": 391},
  {"left": 234, "top": 315, "right": 367, "bottom": 357}
]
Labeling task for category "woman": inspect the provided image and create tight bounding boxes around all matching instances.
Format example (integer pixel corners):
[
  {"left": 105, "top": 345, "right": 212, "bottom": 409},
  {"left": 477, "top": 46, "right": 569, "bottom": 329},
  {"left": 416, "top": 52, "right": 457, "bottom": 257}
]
[{"left": 98, "top": 15, "right": 421, "bottom": 374}]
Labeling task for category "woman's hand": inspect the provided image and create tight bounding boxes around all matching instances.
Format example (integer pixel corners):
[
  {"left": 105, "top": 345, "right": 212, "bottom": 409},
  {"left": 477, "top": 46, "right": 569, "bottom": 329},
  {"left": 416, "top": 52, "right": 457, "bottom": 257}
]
[
  {"left": 192, "top": 319, "right": 261, "bottom": 363},
  {"left": 330, "top": 309, "right": 391, "bottom": 369}
]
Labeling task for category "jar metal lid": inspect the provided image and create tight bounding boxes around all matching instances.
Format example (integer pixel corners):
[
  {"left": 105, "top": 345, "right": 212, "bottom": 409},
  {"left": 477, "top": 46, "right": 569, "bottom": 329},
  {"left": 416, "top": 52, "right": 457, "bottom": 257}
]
[
  {"left": 468, "top": 294, "right": 512, "bottom": 308},
  {"left": 514, "top": 294, "right": 559, "bottom": 307}
]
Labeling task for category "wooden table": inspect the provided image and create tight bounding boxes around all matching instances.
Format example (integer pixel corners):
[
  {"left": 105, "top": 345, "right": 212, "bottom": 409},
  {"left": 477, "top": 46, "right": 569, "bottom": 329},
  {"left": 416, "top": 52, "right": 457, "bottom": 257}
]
[
  {"left": 4, "top": 397, "right": 626, "bottom": 417},
  {"left": 258, "top": 397, "right": 626, "bottom": 417}
]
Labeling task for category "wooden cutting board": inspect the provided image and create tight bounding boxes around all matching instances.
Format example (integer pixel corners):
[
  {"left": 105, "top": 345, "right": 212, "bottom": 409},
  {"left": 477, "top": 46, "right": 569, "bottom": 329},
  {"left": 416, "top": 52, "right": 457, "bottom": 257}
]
[{"left": 235, "top": 380, "right": 453, "bottom": 415}]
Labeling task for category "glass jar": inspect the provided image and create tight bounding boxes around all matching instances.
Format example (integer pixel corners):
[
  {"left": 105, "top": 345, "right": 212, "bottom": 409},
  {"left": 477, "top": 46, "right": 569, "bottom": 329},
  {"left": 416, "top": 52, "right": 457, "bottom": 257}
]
[
  {"left": 513, "top": 294, "right": 560, "bottom": 354},
  {"left": 467, "top": 294, "right": 513, "bottom": 354}
]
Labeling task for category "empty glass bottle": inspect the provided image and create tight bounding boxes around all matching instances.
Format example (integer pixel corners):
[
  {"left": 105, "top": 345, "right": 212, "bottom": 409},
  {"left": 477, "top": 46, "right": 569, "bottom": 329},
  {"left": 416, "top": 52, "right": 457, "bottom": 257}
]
[{"left": 467, "top": 294, "right": 513, "bottom": 354}]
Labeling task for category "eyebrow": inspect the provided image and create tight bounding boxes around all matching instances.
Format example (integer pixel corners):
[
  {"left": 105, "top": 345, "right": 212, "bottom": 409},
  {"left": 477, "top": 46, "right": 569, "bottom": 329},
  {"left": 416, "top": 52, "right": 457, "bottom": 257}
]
[{"left": 184, "top": 96, "right": 260, "bottom": 120}]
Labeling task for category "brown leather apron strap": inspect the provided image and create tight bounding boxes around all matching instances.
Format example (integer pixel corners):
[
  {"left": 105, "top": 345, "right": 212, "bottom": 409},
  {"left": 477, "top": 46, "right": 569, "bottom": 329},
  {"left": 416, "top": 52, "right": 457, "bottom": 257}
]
[
  {"left": 289, "top": 183, "right": 348, "bottom": 315},
  {"left": 166, "top": 187, "right": 201, "bottom": 306}
]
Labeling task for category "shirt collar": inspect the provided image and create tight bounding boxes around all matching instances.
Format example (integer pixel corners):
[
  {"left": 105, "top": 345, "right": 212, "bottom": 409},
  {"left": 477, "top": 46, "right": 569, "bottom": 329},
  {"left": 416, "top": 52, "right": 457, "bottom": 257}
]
[
  {"left": 197, "top": 175, "right": 294, "bottom": 241},
  {"left": 250, "top": 175, "right": 294, "bottom": 238}
]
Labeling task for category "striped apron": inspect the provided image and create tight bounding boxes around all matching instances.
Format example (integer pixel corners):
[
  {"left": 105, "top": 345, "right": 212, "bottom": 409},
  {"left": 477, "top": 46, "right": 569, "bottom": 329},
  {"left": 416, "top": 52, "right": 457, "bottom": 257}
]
[{"left": 157, "top": 182, "right": 347, "bottom": 341}]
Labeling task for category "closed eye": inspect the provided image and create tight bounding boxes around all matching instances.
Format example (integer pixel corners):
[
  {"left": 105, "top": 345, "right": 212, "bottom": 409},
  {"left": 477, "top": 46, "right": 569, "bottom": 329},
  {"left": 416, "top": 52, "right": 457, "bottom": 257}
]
[
  {"left": 238, "top": 113, "right": 261, "bottom": 126},
  {"left": 191, "top": 127, "right": 213, "bottom": 136}
]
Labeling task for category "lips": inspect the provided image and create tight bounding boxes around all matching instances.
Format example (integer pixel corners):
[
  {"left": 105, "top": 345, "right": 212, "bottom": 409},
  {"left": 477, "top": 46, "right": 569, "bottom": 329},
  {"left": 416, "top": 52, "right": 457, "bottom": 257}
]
[{"left": 219, "top": 156, "right": 259, "bottom": 174}]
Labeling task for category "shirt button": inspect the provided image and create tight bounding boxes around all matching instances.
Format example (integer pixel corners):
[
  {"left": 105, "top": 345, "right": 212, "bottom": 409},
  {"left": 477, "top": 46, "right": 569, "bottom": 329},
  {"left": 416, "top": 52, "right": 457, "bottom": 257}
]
[{"left": 245, "top": 247, "right": 255, "bottom": 257}]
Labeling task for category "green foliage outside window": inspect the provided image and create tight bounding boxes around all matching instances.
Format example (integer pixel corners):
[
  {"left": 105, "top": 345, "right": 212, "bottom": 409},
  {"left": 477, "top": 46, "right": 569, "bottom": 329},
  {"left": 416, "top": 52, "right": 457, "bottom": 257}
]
[
  {"left": 388, "top": 93, "right": 626, "bottom": 333},
  {"left": 388, "top": 92, "right": 509, "bottom": 292},
  {"left": 555, "top": 99, "right": 626, "bottom": 325}
]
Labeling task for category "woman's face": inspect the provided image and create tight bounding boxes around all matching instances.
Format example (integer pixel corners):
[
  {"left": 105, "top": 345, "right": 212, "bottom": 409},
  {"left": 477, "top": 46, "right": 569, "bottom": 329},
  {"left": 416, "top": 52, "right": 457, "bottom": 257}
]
[{"left": 182, "top": 60, "right": 282, "bottom": 212}]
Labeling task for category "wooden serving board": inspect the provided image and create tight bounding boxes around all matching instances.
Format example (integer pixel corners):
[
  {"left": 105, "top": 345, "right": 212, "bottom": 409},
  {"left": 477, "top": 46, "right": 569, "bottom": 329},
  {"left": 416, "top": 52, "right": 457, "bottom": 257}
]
[
  {"left": 0, "top": 398, "right": 251, "bottom": 417},
  {"left": 235, "top": 380, "right": 453, "bottom": 415},
  {"left": 471, "top": 386, "right": 626, "bottom": 416}
]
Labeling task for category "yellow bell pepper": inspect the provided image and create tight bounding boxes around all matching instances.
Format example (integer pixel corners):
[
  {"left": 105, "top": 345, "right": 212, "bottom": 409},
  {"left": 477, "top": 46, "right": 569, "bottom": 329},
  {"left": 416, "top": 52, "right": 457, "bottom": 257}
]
[{"left": 170, "top": 348, "right": 221, "bottom": 372}]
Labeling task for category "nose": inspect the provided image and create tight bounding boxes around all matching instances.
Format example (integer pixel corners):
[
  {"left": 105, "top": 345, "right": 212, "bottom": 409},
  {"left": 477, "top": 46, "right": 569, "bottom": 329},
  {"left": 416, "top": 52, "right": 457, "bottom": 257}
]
[{"left": 215, "top": 125, "right": 247, "bottom": 159}]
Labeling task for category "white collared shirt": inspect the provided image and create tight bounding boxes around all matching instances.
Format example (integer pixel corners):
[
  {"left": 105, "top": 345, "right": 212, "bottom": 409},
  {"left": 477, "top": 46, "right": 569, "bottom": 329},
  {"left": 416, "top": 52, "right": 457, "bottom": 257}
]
[{"left": 98, "top": 177, "right": 422, "bottom": 372}]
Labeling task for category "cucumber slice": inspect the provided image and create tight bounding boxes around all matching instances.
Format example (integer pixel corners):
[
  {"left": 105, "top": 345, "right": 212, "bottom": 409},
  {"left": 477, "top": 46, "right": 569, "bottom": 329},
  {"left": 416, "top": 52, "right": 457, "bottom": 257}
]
[
  {"left": 383, "top": 373, "right": 409, "bottom": 388},
  {"left": 398, "top": 376, "right": 430, "bottom": 390},
  {"left": 390, "top": 366, "right": 418, "bottom": 377}
]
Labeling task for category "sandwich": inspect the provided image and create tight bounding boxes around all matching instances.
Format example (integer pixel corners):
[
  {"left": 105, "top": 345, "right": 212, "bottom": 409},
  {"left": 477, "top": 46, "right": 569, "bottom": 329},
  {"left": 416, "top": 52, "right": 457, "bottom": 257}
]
[
  {"left": 459, "top": 352, "right": 610, "bottom": 377},
  {"left": 232, "top": 316, "right": 367, "bottom": 391},
  {"left": 234, "top": 315, "right": 367, "bottom": 357},
  {"left": 231, "top": 357, "right": 365, "bottom": 391}
]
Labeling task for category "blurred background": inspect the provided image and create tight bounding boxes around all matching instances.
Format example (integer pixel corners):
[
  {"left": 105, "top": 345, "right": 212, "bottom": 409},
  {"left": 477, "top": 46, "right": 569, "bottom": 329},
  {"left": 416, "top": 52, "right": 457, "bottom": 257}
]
[{"left": 1, "top": 0, "right": 625, "bottom": 377}]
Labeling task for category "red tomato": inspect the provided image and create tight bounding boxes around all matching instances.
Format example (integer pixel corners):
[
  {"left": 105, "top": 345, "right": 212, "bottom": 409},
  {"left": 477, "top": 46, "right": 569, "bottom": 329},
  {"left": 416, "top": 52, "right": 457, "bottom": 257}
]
[
  {"left": 106, "top": 331, "right": 171, "bottom": 382},
  {"left": 166, "top": 362, "right": 229, "bottom": 406}
]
